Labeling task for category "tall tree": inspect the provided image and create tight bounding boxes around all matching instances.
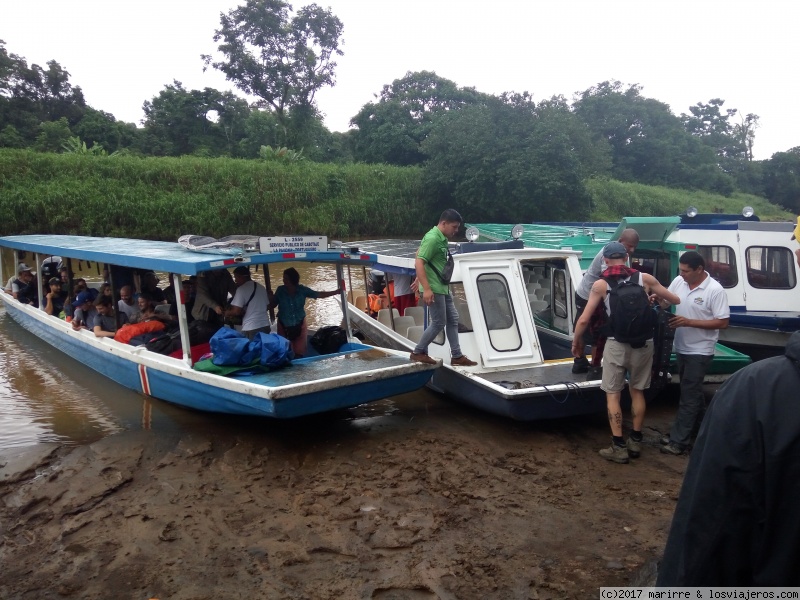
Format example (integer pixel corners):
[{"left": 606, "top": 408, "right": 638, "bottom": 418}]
[
  {"left": 0, "top": 42, "right": 86, "bottom": 146},
  {"left": 142, "top": 81, "right": 250, "bottom": 156},
  {"left": 350, "top": 71, "right": 488, "bottom": 165},
  {"left": 422, "top": 93, "right": 603, "bottom": 221},
  {"left": 573, "top": 81, "right": 734, "bottom": 194},
  {"left": 762, "top": 148, "right": 800, "bottom": 213},
  {"left": 681, "top": 98, "right": 744, "bottom": 160},
  {"left": 203, "top": 0, "right": 343, "bottom": 145},
  {"left": 733, "top": 112, "right": 760, "bottom": 162}
]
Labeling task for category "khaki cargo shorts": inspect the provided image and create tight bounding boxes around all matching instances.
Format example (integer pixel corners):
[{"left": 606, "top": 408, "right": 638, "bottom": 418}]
[{"left": 601, "top": 338, "right": 654, "bottom": 393}]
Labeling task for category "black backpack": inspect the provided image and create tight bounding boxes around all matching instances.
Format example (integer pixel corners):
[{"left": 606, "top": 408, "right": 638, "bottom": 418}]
[
  {"left": 602, "top": 272, "right": 656, "bottom": 349},
  {"left": 310, "top": 326, "right": 348, "bottom": 354}
]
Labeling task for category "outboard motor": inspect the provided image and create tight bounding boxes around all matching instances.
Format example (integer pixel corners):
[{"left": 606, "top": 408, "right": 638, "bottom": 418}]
[{"left": 368, "top": 269, "right": 386, "bottom": 295}]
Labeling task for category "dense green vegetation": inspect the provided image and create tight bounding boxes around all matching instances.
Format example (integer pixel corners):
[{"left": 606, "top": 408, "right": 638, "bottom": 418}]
[
  {"left": 0, "top": 150, "right": 793, "bottom": 242},
  {"left": 586, "top": 178, "right": 794, "bottom": 222},
  {"left": 0, "top": 150, "right": 428, "bottom": 239}
]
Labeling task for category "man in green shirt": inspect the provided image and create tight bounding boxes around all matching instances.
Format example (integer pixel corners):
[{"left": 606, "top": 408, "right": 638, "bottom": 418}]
[{"left": 410, "top": 209, "right": 477, "bottom": 367}]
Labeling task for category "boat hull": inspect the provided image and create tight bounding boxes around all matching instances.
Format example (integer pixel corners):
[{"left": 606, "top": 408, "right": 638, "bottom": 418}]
[
  {"left": 349, "top": 305, "right": 607, "bottom": 421},
  {"left": 534, "top": 325, "right": 750, "bottom": 383},
  {"left": 2, "top": 298, "right": 436, "bottom": 419}
]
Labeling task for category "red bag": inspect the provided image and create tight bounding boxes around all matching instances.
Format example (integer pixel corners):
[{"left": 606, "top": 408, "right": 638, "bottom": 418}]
[{"left": 114, "top": 320, "right": 166, "bottom": 344}]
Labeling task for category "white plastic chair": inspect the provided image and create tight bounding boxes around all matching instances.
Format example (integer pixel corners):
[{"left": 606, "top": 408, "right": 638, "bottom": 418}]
[
  {"left": 530, "top": 299, "right": 548, "bottom": 312},
  {"left": 406, "top": 325, "right": 425, "bottom": 343},
  {"left": 155, "top": 304, "right": 171, "bottom": 315},
  {"left": 377, "top": 308, "right": 400, "bottom": 329},
  {"left": 404, "top": 306, "right": 425, "bottom": 327},
  {"left": 392, "top": 316, "right": 416, "bottom": 336},
  {"left": 354, "top": 294, "right": 368, "bottom": 312}
]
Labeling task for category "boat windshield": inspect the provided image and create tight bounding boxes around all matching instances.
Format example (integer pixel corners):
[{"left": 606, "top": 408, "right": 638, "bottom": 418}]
[{"left": 476, "top": 273, "right": 522, "bottom": 352}]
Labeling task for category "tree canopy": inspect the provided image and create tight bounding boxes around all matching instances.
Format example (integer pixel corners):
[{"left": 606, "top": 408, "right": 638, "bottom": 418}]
[
  {"left": 422, "top": 93, "right": 605, "bottom": 221},
  {"left": 350, "top": 71, "right": 488, "bottom": 165},
  {"left": 203, "top": 0, "right": 343, "bottom": 146}
]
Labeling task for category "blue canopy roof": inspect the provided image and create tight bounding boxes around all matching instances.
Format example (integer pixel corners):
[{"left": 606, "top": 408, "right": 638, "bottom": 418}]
[{"left": 0, "top": 235, "right": 377, "bottom": 275}]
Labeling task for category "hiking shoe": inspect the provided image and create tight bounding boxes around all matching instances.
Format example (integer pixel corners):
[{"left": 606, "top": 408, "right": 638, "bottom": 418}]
[
  {"left": 599, "top": 444, "right": 630, "bottom": 464},
  {"left": 451, "top": 355, "right": 477, "bottom": 367},
  {"left": 626, "top": 437, "right": 642, "bottom": 459},
  {"left": 572, "top": 356, "right": 590, "bottom": 374},
  {"left": 409, "top": 352, "right": 437, "bottom": 365},
  {"left": 586, "top": 366, "right": 603, "bottom": 381},
  {"left": 660, "top": 442, "right": 685, "bottom": 456}
]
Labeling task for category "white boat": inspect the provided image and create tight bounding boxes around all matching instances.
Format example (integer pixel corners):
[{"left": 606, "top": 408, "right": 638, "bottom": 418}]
[
  {"left": 472, "top": 209, "right": 800, "bottom": 358},
  {"left": 343, "top": 237, "right": 751, "bottom": 421},
  {"left": 669, "top": 212, "right": 800, "bottom": 356},
  {"left": 343, "top": 239, "right": 609, "bottom": 420},
  {"left": 0, "top": 235, "right": 439, "bottom": 419}
]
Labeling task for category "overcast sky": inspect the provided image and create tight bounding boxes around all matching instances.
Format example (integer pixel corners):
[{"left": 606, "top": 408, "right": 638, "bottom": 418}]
[{"left": 3, "top": 0, "right": 797, "bottom": 159}]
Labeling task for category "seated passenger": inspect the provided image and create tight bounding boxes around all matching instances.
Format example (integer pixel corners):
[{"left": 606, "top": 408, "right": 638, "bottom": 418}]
[
  {"left": 131, "top": 292, "right": 172, "bottom": 324},
  {"left": 139, "top": 271, "right": 166, "bottom": 304},
  {"left": 71, "top": 290, "right": 98, "bottom": 331},
  {"left": 11, "top": 264, "right": 39, "bottom": 307},
  {"left": 44, "top": 277, "right": 68, "bottom": 316},
  {"left": 93, "top": 296, "right": 128, "bottom": 338},
  {"left": 117, "top": 285, "right": 141, "bottom": 321}
]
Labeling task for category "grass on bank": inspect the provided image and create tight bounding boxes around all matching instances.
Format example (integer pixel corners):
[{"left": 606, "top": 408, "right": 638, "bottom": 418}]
[
  {"left": 0, "top": 151, "right": 794, "bottom": 242},
  {"left": 586, "top": 177, "right": 794, "bottom": 222},
  {"left": 0, "top": 151, "right": 429, "bottom": 239}
]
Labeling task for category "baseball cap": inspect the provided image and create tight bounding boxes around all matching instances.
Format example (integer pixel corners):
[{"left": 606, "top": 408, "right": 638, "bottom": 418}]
[
  {"left": 233, "top": 266, "right": 250, "bottom": 276},
  {"left": 18, "top": 263, "right": 33, "bottom": 274},
  {"left": 48, "top": 277, "right": 61, "bottom": 286},
  {"left": 603, "top": 242, "right": 628, "bottom": 259},
  {"left": 72, "top": 290, "right": 95, "bottom": 307}
]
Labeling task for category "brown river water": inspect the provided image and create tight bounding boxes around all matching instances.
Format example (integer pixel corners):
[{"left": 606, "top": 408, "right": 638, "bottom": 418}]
[{"left": 0, "top": 260, "right": 388, "bottom": 451}]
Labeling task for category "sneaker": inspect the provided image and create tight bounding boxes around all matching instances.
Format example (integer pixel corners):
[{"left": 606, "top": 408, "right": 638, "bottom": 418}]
[
  {"left": 626, "top": 437, "right": 642, "bottom": 459},
  {"left": 451, "top": 355, "right": 477, "bottom": 367},
  {"left": 586, "top": 366, "right": 603, "bottom": 381},
  {"left": 659, "top": 435, "right": 671, "bottom": 446},
  {"left": 660, "top": 442, "right": 685, "bottom": 456},
  {"left": 572, "top": 356, "right": 590, "bottom": 374},
  {"left": 599, "top": 444, "right": 630, "bottom": 464},
  {"left": 409, "top": 352, "right": 437, "bottom": 365}
]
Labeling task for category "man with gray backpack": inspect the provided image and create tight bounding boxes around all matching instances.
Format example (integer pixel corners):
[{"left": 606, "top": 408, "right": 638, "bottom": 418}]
[{"left": 572, "top": 242, "right": 681, "bottom": 464}]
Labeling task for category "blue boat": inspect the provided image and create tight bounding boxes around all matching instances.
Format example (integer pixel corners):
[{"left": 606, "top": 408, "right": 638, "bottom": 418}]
[{"left": 0, "top": 235, "right": 439, "bottom": 418}]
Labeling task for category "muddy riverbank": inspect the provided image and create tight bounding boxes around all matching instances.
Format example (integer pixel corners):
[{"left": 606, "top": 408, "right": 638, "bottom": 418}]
[{"left": 0, "top": 389, "right": 692, "bottom": 600}]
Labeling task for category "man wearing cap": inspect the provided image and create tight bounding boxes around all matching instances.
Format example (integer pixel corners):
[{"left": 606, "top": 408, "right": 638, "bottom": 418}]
[
  {"left": 572, "top": 242, "right": 680, "bottom": 464},
  {"left": 658, "top": 250, "right": 729, "bottom": 456},
  {"left": 410, "top": 208, "right": 477, "bottom": 367},
  {"left": 71, "top": 290, "right": 99, "bottom": 331},
  {"left": 11, "top": 263, "right": 39, "bottom": 306},
  {"left": 572, "top": 229, "right": 641, "bottom": 378},
  {"left": 44, "top": 277, "right": 68, "bottom": 316},
  {"left": 226, "top": 266, "right": 271, "bottom": 340}
]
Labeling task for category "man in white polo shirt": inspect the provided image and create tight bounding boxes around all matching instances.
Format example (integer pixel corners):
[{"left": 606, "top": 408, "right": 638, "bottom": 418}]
[{"left": 659, "top": 250, "right": 729, "bottom": 455}]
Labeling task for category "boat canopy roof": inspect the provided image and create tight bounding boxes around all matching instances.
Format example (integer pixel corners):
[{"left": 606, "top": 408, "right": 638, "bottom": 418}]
[
  {"left": 0, "top": 235, "right": 378, "bottom": 275},
  {"left": 469, "top": 216, "right": 680, "bottom": 250},
  {"left": 350, "top": 238, "right": 582, "bottom": 275}
]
